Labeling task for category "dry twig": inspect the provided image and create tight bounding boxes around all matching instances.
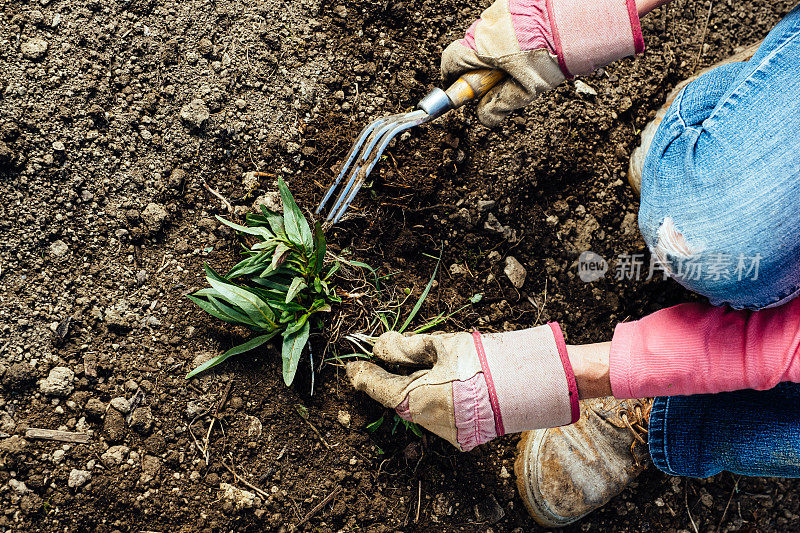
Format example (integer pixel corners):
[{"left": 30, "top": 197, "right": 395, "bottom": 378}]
[{"left": 291, "top": 486, "right": 343, "bottom": 531}]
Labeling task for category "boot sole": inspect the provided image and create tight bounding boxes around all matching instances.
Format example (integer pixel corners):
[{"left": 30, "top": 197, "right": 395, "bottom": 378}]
[{"left": 514, "top": 431, "right": 589, "bottom": 528}]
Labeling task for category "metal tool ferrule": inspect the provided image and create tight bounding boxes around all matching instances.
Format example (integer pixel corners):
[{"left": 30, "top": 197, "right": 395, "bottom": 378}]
[{"left": 416, "top": 88, "right": 453, "bottom": 119}]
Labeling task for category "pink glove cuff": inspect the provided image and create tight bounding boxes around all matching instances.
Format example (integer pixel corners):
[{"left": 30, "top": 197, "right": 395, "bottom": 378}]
[
  {"left": 461, "top": 0, "right": 557, "bottom": 55},
  {"left": 452, "top": 325, "right": 579, "bottom": 450},
  {"left": 547, "top": 0, "right": 645, "bottom": 76}
]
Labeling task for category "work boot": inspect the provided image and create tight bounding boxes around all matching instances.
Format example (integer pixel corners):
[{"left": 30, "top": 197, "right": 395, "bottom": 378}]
[
  {"left": 628, "top": 42, "right": 762, "bottom": 196},
  {"left": 514, "top": 398, "right": 653, "bottom": 527}
]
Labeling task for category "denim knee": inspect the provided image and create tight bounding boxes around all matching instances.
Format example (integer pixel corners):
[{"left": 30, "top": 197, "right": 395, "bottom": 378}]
[{"left": 637, "top": 66, "right": 800, "bottom": 309}]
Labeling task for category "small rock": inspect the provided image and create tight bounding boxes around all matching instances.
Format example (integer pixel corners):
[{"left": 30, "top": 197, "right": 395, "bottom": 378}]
[
  {"left": 8, "top": 479, "right": 30, "bottom": 494},
  {"left": 68, "top": 469, "right": 91, "bottom": 489},
  {"left": 168, "top": 168, "right": 186, "bottom": 189},
  {"left": 477, "top": 199, "right": 496, "bottom": 213},
  {"left": 103, "top": 408, "right": 127, "bottom": 443},
  {"left": 449, "top": 263, "right": 468, "bottom": 276},
  {"left": 499, "top": 466, "right": 510, "bottom": 479},
  {"left": 101, "top": 445, "right": 130, "bottom": 467},
  {"left": 85, "top": 398, "right": 106, "bottom": 419},
  {"left": 0, "top": 436, "right": 28, "bottom": 455},
  {"left": 21, "top": 38, "right": 48, "bottom": 60},
  {"left": 129, "top": 407, "right": 153, "bottom": 434},
  {"left": 52, "top": 141, "right": 65, "bottom": 152},
  {"left": 337, "top": 410, "right": 351, "bottom": 429},
  {"left": 332, "top": 5, "right": 348, "bottom": 17},
  {"left": 49, "top": 240, "right": 69, "bottom": 258},
  {"left": 252, "top": 191, "right": 282, "bottom": 213},
  {"left": 141, "top": 203, "right": 169, "bottom": 234},
  {"left": 197, "top": 37, "right": 213, "bottom": 56},
  {"left": 109, "top": 397, "right": 130, "bottom": 414},
  {"left": 135, "top": 269, "right": 148, "bottom": 285},
  {"left": 487, "top": 251, "right": 501, "bottom": 263},
  {"left": 246, "top": 416, "right": 263, "bottom": 439},
  {"left": 39, "top": 367, "right": 75, "bottom": 397},
  {"left": 52, "top": 449, "right": 66, "bottom": 464},
  {"left": 574, "top": 80, "right": 598, "bottom": 97},
  {"left": 504, "top": 256, "right": 527, "bottom": 288},
  {"left": 235, "top": 98, "right": 247, "bottom": 110},
  {"left": 3, "top": 362, "right": 36, "bottom": 391},
  {"left": 186, "top": 401, "right": 205, "bottom": 419},
  {"left": 474, "top": 494, "right": 505, "bottom": 524},
  {"left": 220, "top": 482, "right": 256, "bottom": 510},
  {"left": 180, "top": 99, "right": 210, "bottom": 129},
  {"left": 484, "top": 213, "right": 504, "bottom": 234}
]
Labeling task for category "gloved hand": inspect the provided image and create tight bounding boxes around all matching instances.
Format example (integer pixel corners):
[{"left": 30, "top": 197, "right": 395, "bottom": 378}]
[
  {"left": 442, "top": 0, "right": 645, "bottom": 126},
  {"left": 346, "top": 325, "right": 579, "bottom": 451}
]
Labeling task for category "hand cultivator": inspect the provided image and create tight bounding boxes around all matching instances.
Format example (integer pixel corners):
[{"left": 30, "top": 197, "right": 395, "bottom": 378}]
[{"left": 316, "top": 69, "right": 504, "bottom": 223}]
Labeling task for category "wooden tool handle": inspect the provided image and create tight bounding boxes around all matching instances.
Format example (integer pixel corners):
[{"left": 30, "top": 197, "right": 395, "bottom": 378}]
[{"left": 444, "top": 69, "right": 506, "bottom": 108}]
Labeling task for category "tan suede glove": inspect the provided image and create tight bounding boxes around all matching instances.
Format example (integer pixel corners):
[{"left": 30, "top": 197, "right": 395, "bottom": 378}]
[
  {"left": 442, "top": 0, "right": 644, "bottom": 126},
  {"left": 347, "top": 326, "right": 579, "bottom": 451}
]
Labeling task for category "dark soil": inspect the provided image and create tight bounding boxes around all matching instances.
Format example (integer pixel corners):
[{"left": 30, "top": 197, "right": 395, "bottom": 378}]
[{"left": 1, "top": 0, "right": 799, "bottom": 531}]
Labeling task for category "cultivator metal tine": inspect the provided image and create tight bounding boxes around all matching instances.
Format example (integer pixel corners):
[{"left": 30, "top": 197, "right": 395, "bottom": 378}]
[{"left": 321, "top": 109, "right": 430, "bottom": 223}]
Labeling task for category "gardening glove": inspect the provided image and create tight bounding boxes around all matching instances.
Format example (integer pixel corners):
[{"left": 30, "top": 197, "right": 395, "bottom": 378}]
[
  {"left": 442, "top": 0, "right": 645, "bottom": 126},
  {"left": 346, "top": 324, "right": 579, "bottom": 451}
]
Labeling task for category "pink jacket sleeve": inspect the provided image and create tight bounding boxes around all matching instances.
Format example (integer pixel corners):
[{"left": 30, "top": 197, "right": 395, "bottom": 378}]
[{"left": 609, "top": 297, "right": 800, "bottom": 399}]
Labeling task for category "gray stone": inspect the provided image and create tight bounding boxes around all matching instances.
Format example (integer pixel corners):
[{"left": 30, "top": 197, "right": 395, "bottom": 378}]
[
  {"left": 68, "top": 469, "right": 91, "bottom": 489},
  {"left": 101, "top": 445, "right": 130, "bottom": 467},
  {"left": 252, "top": 191, "right": 281, "bottom": 213},
  {"left": 180, "top": 99, "right": 210, "bottom": 129},
  {"left": 39, "top": 367, "right": 75, "bottom": 397},
  {"left": 8, "top": 479, "right": 30, "bottom": 494},
  {"left": 574, "top": 80, "right": 598, "bottom": 97},
  {"left": 477, "top": 199, "right": 496, "bottom": 213},
  {"left": 337, "top": 410, "right": 351, "bottom": 429},
  {"left": 49, "top": 240, "right": 69, "bottom": 258},
  {"left": 142, "top": 203, "right": 169, "bottom": 234},
  {"left": 504, "top": 256, "right": 527, "bottom": 288},
  {"left": 21, "top": 38, "right": 48, "bottom": 60},
  {"left": 129, "top": 407, "right": 153, "bottom": 434},
  {"left": 220, "top": 482, "right": 256, "bottom": 510},
  {"left": 109, "top": 397, "right": 130, "bottom": 414}
]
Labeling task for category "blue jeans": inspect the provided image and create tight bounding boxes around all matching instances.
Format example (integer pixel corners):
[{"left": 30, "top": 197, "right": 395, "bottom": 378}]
[{"left": 639, "top": 5, "right": 800, "bottom": 477}]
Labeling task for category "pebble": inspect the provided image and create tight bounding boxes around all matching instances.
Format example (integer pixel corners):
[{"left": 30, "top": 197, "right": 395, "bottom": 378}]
[
  {"left": 574, "top": 80, "right": 598, "bottom": 97},
  {"left": 103, "top": 407, "right": 127, "bottom": 443},
  {"left": 252, "top": 191, "right": 282, "bottom": 213},
  {"left": 337, "top": 410, "right": 351, "bottom": 429},
  {"left": 477, "top": 199, "right": 496, "bottom": 213},
  {"left": 52, "top": 449, "right": 65, "bottom": 464},
  {"left": 4, "top": 363, "right": 37, "bottom": 391},
  {"left": 141, "top": 203, "right": 169, "bottom": 233},
  {"left": 130, "top": 407, "right": 153, "bottom": 434},
  {"left": 101, "top": 445, "right": 130, "bottom": 467},
  {"left": 246, "top": 416, "right": 263, "bottom": 439},
  {"left": 39, "top": 366, "right": 75, "bottom": 397},
  {"left": 332, "top": 5, "right": 348, "bottom": 17},
  {"left": 68, "top": 469, "right": 91, "bottom": 489},
  {"left": 8, "top": 479, "right": 30, "bottom": 494},
  {"left": 504, "top": 256, "right": 527, "bottom": 288},
  {"left": 49, "top": 240, "right": 69, "bottom": 258},
  {"left": 52, "top": 141, "right": 65, "bottom": 152},
  {"left": 449, "top": 263, "right": 468, "bottom": 276},
  {"left": 180, "top": 99, "right": 210, "bottom": 129},
  {"left": 110, "top": 397, "right": 130, "bottom": 414},
  {"left": 21, "top": 38, "right": 48, "bottom": 60},
  {"left": 220, "top": 482, "right": 256, "bottom": 510},
  {"left": 499, "top": 466, "right": 510, "bottom": 479}
]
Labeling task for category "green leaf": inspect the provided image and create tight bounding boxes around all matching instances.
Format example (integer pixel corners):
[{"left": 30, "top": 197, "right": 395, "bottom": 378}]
[
  {"left": 277, "top": 178, "right": 313, "bottom": 252},
  {"left": 186, "top": 332, "right": 278, "bottom": 379},
  {"left": 284, "top": 313, "right": 309, "bottom": 335},
  {"left": 470, "top": 293, "right": 484, "bottom": 304},
  {"left": 285, "top": 276, "right": 307, "bottom": 304},
  {"left": 323, "top": 262, "right": 340, "bottom": 281},
  {"left": 399, "top": 246, "right": 442, "bottom": 333},
  {"left": 310, "top": 220, "right": 326, "bottom": 275},
  {"left": 281, "top": 320, "right": 310, "bottom": 386},
  {"left": 207, "top": 276, "right": 276, "bottom": 328},
  {"left": 366, "top": 415, "right": 384, "bottom": 433},
  {"left": 215, "top": 216, "right": 273, "bottom": 239},
  {"left": 187, "top": 295, "right": 245, "bottom": 326},
  {"left": 271, "top": 242, "right": 291, "bottom": 270},
  {"left": 260, "top": 204, "right": 287, "bottom": 237}
]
